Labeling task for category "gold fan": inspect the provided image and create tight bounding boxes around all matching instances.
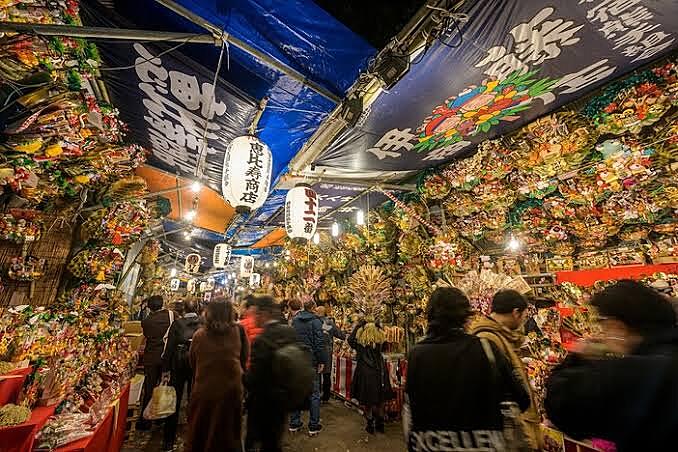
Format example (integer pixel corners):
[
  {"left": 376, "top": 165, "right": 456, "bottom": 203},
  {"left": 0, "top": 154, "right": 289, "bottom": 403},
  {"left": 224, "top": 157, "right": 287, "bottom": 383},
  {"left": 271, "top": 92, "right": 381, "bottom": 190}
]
[{"left": 348, "top": 265, "right": 392, "bottom": 346}]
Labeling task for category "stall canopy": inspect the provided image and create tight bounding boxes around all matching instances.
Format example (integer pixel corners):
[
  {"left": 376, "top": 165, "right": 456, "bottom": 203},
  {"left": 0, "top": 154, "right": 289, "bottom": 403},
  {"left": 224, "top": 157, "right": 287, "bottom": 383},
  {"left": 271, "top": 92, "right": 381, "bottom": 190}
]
[{"left": 312, "top": 0, "right": 678, "bottom": 178}]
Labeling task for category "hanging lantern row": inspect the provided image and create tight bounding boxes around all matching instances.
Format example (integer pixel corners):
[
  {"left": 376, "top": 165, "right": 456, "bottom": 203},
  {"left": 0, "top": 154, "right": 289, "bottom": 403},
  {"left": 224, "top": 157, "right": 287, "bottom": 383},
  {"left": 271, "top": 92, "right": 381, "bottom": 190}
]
[
  {"left": 285, "top": 183, "right": 319, "bottom": 243},
  {"left": 213, "top": 243, "right": 232, "bottom": 269},
  {"left": 222, "top": 136, "right": 273, "bottom": 214}
]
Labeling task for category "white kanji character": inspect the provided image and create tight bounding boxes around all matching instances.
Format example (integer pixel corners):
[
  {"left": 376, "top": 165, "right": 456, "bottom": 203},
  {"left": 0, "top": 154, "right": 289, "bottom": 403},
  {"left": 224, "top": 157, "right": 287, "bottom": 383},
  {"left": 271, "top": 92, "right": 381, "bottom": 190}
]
[
  {"left": 144, "top": 112, "right": 189, "bottom": 147},
  {"left": 169, "top": 71, "right": 201, "bottom": 110},
  {"left": 134, "top": 44, "right": 168, "bottom": 89},
  {"left": 475, "top": 46, "right": 529, "bottom": 79},
  {"left": 619, "top": 6, "right": 654, "bottom": 27},
  {"left": 337, "top": 206, "right": 358, "bottom": 213},
  {"left": 199, "top": 82, "right": 227, "bottom": 118},
  {"left": 598, "top": 20, "right": 627, "bottom": 39},
  {"left": 633, "top": 33, "right": 675, "bottom": 62},
  {"left": 422, "top": 141, "right": 471, "bottom": 161},
  {"left": 612, "top": 23, "right": 660, "bottom": 49},
  {"left": 621, "top": 45, "right": 644, "bottom": 58},
  {"left": 511, "top": 7, "right": 583, "bottom": 65},
  {"left": 586, "top": 0, "right": 641, "bottom": 24},
  {"left": 555, "top": 59, "right": 617, "bottom": 95},
  {"left": 366, "top": 128, "right": 416, "bottom": 159}
]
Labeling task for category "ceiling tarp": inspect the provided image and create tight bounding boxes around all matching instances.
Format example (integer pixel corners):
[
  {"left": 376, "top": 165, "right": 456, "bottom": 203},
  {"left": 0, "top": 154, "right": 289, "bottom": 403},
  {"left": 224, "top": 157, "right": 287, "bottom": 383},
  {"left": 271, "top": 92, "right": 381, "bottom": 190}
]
[
  {"left": 136, "top": 166, "right": 235, "bottom": 232},
  {"left": 90, "top": 0, "right": 374, "bottom": 185},
  {"left": 314, "top": 0, "right": 678, "bottom": 176}
]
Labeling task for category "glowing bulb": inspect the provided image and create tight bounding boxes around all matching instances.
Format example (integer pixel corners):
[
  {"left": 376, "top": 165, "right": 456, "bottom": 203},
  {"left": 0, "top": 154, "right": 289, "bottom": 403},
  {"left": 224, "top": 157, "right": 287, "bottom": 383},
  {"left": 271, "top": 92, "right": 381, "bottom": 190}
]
[
  {"left": 356, "top": 209, "right": 365, "bottom": 226},
  {"left": 313, "top": 233, "right": 320, "bottom": 245},
  {"left": 331, "top": 222, "right": 339, "bottom": 237},
  {"left": 185, "top": 210, "right": 197, "bottom": 221},
  {"left": 265, "top": 262, "right": 271, "bottom": 268},
  {"left": 231, "top": 272, "right": 236, "bottom": 278},
  {"left": 507, "top": 236, "right": 521, "bottom": 252},
  {"left": 170, "top": 268, "right": 177, "bottom": 277},
  {"left": 190, "top": 181, "right": 202, "bottom": 193}
]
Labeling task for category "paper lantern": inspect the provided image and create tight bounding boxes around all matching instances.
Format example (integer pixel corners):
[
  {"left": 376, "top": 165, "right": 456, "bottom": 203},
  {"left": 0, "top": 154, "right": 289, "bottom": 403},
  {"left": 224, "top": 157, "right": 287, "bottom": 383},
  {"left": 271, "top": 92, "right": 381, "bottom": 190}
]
[
  {"left": 285, "top": 184, "right": 319, "bottom": 242},
  {"left": 240, "top": 256, "right": 254, "bottom": 278},
  {"left": 206, "top": 277, "right": 215, "bottom": 290},
  {"left": 170, "top": 278, "right": 180, "bottom": 291},
  {"left": 203, "top": 292, "right": 212, "bottom": 303},
  {"left": 199, "top": 281, "right": 207, "bottom": 292},
  {"left": 249, "top": 272, "right": 261, "bottom": 288},
  {"left": 213, "top": 244, "right": 231, "bottom": 269},
  {"left": 222, "top": 136, "right": 272, "bottom": 213},
  {"left": 185, "top": 253, "right": 201, "bottom": 274},
  {"left": 187, "top": 278, "right": 197, "bottom": 293}
]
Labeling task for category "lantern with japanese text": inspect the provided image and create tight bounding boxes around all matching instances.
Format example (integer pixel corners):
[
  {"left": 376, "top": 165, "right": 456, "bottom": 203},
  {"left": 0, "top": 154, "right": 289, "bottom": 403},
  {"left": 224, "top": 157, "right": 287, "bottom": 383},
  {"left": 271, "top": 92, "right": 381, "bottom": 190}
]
[
  {"left": 206, "top": 277, "right": 215, "bottom": 290},
  {"left": 185, "top": 253, "right": 201, "bottom": 274},
  {"left": 187, "top": 278, "right": 197, "bottom": 293},
  {"left": 213, "top": 244, "right": 231, "bottom": 269},
  {"left": 199, "top": 281, "right": 207, "bottom": 292},
  {"left": 170, "top": 278, "right": 180, "bottom": 291},
  {"left": 249, "top": 272, "right": 261, "bottom": 288},
  {"left": 222, "top": 136, "right": 272, "bottom": 213},
  {"left": 285, "top": 184, "right": 319, "bottom": 242},
  {"left": 240, "top": 256, "right": 254, "bottom": 278}
]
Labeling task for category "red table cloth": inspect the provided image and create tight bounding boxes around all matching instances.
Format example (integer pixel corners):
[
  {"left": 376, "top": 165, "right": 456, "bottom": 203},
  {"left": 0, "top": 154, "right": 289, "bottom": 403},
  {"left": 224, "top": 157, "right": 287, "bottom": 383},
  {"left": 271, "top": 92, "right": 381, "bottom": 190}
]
[
  {"left": 0, "top": 367, "right": 32, "bottom": 406},
  {"left": 556, "top": 263, "right": 678, "bottom": 287},
  {"left": 0, "top": 405, "right": 56, "bottom": 452}
]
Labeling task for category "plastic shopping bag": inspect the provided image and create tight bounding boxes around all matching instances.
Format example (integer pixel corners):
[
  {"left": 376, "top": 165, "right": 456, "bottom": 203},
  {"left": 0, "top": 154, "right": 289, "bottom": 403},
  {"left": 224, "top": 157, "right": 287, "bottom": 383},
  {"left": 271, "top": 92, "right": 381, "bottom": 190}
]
[{"left": 143, "top": 383, "right": 176, "bottom": 420}]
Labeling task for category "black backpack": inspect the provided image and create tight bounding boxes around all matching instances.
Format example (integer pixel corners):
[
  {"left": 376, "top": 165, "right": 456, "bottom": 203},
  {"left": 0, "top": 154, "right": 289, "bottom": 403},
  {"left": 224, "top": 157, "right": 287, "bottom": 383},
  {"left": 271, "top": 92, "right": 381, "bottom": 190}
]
[{"left": 263, "top": 339, "right": 315, "bottom": 411}]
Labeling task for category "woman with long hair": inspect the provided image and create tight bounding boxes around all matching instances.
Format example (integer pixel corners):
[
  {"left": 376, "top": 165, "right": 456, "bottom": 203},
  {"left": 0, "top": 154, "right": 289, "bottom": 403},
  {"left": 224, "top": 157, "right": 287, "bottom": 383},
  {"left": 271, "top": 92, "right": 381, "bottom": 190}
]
[{"left": 185, "top": 299, "right": 248, "bottom": 452}]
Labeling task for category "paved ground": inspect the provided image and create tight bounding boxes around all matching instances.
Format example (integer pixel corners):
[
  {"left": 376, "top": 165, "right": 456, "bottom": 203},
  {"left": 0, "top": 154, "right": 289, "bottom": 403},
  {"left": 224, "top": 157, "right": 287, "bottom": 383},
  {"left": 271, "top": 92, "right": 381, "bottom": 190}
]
[{"left": 122, "top": 399, "right": 406, "bottom": 452}]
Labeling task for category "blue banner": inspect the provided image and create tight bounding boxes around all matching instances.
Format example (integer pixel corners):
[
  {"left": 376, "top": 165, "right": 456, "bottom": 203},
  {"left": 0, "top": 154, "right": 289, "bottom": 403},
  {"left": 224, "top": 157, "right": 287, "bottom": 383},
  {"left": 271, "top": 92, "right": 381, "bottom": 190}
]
[{"left": 315, "top": 0, "right": 678, "bottom": 174}]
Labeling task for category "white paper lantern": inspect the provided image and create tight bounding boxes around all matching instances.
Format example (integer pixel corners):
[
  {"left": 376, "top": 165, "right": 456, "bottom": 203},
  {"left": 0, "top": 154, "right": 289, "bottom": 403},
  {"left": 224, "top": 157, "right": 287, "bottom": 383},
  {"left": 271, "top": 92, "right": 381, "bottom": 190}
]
[
  {"left": 199, "top": 281, "right": 207, "bottom": 292},
  {"left": 185, "top": 253, "right": 201, "bottom": 274},
  {"left": 222, "top": 136, "right": 272, "bottom": 213},
  {"left": 249, "top": 272, "right": 261, "bottom": 288},
  {"left": 285, "top": 184, "right": 319, "bottom": 242},
  {"left": 206, "top": 277, "right": 215, "bottom": 290},
  {"left": 170, "top": 278, "right": 180, "bottom": 291},
  {"left": 240, "top": 256, "right": 254, "bottom": 278},
  {"left": 187, "top": 278, "right": 197, "bottom": 293},
  {"left": 213, "top": 244, "right": 232, "bottom": 269},
  {"left": 203, "top": 292, "right": 212, "bottom": 303}
]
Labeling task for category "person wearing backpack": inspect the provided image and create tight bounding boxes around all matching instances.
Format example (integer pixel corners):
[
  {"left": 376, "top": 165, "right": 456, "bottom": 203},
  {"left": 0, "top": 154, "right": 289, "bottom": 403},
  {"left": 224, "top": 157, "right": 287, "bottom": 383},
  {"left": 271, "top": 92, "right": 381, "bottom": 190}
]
[
  {"left": 289, "top": 299, "right": 327, "bottom": 436},
  {"left": 160, "top": 299, "right": 202, "bottom": 451},
  {"left": 245, "top": 295, "right": 308, "bottom": 452}
]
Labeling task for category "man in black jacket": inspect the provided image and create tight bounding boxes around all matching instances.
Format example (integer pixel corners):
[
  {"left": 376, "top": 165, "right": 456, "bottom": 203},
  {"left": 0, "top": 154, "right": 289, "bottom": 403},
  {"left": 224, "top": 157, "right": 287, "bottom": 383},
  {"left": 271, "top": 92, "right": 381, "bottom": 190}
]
[
  {"left": 289, "top": 300, "right": 327, "bottom": 436},
  {"left": 161, "top": 299, "right": 201, "bottom": 451},
  {"left": 137, "top": 295, "right": 173, "bottom": 431},
  {"left": 245, "top": 296, "right": 299, "bottom": 452},
  {"left": 545, "top": 280, "right": 678, "bottom": 452},
  {"left": 405, "top": 287, "right": 529, "bottom": 452}
]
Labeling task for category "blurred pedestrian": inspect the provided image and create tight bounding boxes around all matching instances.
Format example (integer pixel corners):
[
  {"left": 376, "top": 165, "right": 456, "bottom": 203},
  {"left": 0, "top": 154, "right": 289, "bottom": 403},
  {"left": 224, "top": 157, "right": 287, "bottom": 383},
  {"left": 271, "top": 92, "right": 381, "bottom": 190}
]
[
  {"left": 546, "top": 280, "right": 678, "bottom": 452},
  {"left": 404, "top": 287, "right": 529, "bottom": 451},
  {"left": 185, "top": 299, "right": 248, "bottom": 452},
  {"left": 348, "top": 319, "right": 393, "bottom": 434},
  {"left": 245, "top": 296, "right": 300, "bottom": 452},
  {"left": 316, "top": 305, "right": 345, "bottom": 402},
  {"left": 468, "top": 289, "right": 542, "bottom": 450},
  {"left": 161, "top": 299, "right": 201, "bottom": 451},
  {"left": 289, "top": 300, "right": 326, "bottom": 436},
  {"left": 137, "top": 295, "right": 174, "bottom": 431},
  {"left": 240, "top": 295, "right": 263, "bottom": 368}
]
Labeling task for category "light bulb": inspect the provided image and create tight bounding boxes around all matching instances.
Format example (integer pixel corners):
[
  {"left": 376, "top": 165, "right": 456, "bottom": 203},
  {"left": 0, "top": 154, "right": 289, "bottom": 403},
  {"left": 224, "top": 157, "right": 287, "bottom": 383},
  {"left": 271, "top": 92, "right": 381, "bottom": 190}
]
[
  {"left": 170, "top": 268, "right": 177, "bottom": 277},
  {"left": 356, "top": 209, "right": 365, "bottom": 226},
  {"left": 190, "top": 181, "right": 202, "bottom": 193},
  {"left": 185, "top": 210, "right": 197, "bottom": 221},
  {"left": 506, "top": 236, "right": 521, "bottom": 252},
  {"left": 331, "top": 222, "right": 339, "bottom": 237},
  {"left": 313, "top": 233, "right": 320, "bottom": 245},
  {"left": 231, "top": 272, "right": 237, "bottom": 278},
  {"left": 265, "top": 262, "right": 271, "bottom": 268}
]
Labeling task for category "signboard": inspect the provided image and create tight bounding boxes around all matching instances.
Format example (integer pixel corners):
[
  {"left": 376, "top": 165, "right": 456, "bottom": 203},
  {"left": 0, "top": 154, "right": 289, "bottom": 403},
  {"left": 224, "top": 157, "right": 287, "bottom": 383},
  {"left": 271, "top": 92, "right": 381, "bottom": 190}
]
[{"left": 315, "top": 0, "right": 678, "bottom": 175}]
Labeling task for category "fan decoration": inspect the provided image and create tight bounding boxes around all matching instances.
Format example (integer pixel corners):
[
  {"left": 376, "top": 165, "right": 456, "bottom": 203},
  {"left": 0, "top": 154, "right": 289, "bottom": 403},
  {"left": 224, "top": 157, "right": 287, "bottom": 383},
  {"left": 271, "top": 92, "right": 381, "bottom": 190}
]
[
  {"left": 67, "top": 247, "right": 124, "bottom": 282},
  {"left": 348, "top": 265, "right": 392, "bottom": 347}
]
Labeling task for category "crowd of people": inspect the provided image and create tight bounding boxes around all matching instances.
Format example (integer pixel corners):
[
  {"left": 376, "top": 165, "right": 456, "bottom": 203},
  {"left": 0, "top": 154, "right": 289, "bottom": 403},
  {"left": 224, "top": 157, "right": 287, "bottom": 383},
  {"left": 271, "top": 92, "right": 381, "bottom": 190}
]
[{"left": 134, "top": 279, "right": 678, "bottom": 452}]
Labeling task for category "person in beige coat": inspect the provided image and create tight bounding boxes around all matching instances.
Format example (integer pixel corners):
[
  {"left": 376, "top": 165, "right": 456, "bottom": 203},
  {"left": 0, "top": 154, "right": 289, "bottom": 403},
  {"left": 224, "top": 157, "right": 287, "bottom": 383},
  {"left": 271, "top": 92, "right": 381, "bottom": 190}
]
[{"left": 468, "top": 289, "right": 543, "bottom": 451}]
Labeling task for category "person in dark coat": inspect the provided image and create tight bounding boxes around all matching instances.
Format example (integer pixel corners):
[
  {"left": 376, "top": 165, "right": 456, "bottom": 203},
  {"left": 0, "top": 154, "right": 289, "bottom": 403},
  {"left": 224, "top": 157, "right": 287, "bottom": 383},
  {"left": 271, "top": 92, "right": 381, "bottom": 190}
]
[
  {"left": 405, "top": 287, "right": 529, "bottom": 452},
  {"left": 160, "top": 299, "right": 201, "bottom": 451},
  {"left": 185, "top": 299, "right": 248, "bottom": 452},
  {"left": 545, "top": 280, "right": 678, "bottom": 452},
  {"left": 245, "top": 296, "right": 300, "bottom": 452},
  {"left": 137, "top": 295, "right": 173, "bottom": 431},
  {"left": 316, "top": 305, "right": 345, "bottom": 402},
  {"left": 348, "top": 319, "right": 393, "bottom": 434},
  {"left": 289, "top": 300, "right": 326, "bottom": 436}
]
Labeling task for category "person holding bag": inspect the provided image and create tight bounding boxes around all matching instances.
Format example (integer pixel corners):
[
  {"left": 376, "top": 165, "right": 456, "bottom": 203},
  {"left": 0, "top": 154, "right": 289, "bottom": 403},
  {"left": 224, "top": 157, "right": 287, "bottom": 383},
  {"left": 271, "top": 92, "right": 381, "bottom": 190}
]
[
  {"left": 404, "top": 287, "right": 529, "bottom": 452},
  {"left": 185, "top": 298, "right": 248, "bottom": 452}
]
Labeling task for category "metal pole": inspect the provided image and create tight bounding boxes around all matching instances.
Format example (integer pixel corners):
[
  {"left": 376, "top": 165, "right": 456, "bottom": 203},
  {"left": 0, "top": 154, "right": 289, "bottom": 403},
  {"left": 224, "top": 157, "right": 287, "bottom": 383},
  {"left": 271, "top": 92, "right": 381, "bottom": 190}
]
[
  {"left": 0, "top": 22, "right": 217, "bottom": 44},
  {"left": 152, "top": 0, "right": 342, "bottom": 104}
]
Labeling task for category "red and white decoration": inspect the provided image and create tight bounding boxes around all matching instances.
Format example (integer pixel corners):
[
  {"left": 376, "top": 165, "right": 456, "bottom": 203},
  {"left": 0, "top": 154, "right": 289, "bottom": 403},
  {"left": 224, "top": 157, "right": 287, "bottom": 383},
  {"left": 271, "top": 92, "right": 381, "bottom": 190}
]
[
  {"left": 222, "top": 136, "right": 272, "bottom": 213},
  {"left": 285, "top": 184, "right": 319, "bottom": 242},
  {"left": 240, "top": 256, "right": 254, "bottom": 278}
]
